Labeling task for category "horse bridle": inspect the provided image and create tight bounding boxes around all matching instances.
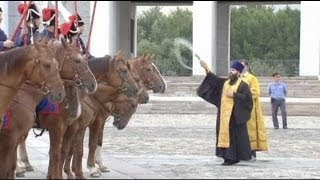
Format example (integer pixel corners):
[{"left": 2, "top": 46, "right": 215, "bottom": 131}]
[
  {"left": 59, "top": 53, "right": 90, "bottom": 87},
  {"left": 138, "top": 63, "right": 155, "bottom": 89},
  {"left": 0, "top": 58, "right": 53, "bottom": 95},
  {"left": 105, "top": 56, "right": 130, "bottom": 94}
]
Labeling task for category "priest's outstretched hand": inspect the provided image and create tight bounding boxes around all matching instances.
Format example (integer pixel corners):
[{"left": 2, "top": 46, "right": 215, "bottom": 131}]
[{"left": 199, "top": 60, "right": 211, "bottom": 73}]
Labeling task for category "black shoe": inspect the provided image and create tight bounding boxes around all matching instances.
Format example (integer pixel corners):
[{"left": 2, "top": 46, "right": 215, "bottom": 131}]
[
  {"left": 221, "top": 159, "right": 231, "bottom": 166},
  {"left": 221, "top": 159, "right": 239, "bottom": 166},
  {"left": 283, "top": 127, "right": 288, "bottom": 129},
  {"left": 231, "top": 160, "right": 240, "bottom": 165}
]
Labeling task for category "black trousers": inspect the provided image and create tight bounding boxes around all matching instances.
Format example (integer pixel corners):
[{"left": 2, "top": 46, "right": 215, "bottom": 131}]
[{"left": 271, "top": 98, "right": 287, "bottom": 128}]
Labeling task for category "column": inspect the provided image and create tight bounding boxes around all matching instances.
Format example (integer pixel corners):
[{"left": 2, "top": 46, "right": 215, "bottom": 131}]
[
  {"left": 299, "top": 1, "right": 320, "bottom": 77},
  {"left": 193, "top": 1, "right": 217, "bottom": 75}
]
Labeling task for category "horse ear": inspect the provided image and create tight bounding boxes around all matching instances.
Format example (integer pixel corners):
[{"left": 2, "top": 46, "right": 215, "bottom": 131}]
[
  {"left": 41, "top": 37, "right": 49, "bottom": 45},
  {"left": 33, "top": 39, "right": 40, "bottom": 50},
  {"left": 60, "top": 37, "right": 67, "bottom": 47},
  {"left": 127, "top": 61, "right": 131, "bottom": 70},
  {"left": 146, "top": 53, "right": 151, "bottom": 59},
  {"left": 82, "top": 54, "right": 90, "bottom": 61},
  {"left": 48, "top": 39, "right": 55, "bottom": 46},
  {"left": 150, "top": 53, "right": 155, "bottom": 63},
  {"left": 116, "top": 50, "right": 122, "bottom": 56}
]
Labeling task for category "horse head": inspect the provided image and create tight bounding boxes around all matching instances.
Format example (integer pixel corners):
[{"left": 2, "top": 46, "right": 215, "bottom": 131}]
[
  {"left": 50, "top": 40, "right": 97, "bottom": 94},
  {"left": 132, "top": 53, "right": 166, "bottom": 93},
  {"left": 24, "top": 37, "right": 66, "bottom": 102},
  {"left": 129, "top": 65, "right": 149, "bottom": 104},
  {"left": 106, "top": 51, "right": 139, "bottom": 97},
  {"left": 109, "top": 93, "right": 139, "bottom": 130}
]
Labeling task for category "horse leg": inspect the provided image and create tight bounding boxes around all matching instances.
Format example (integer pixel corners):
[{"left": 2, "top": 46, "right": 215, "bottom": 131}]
[
  {"left": 8, "top": 142, "right": 19, "bottom": 179},
  {"left": 19, "top": 134, "right": 34, "bottom": 171},
  {"left": 15, "top": 143, "right": 26, "bottom": 177},
  {"left": 0, "top": 135, "right": 16, "bottom": 178},
  {"left": 63, "top": 147, "right": 75, "bottom": 179},
  {"left": 46, "top": 128, "right": 63, "bottom": 179},
  {"left": 87, "top": 116, "right": 104, "bottom": 177},
  {"left": 95, "top": 120, "right": 110, "bottom": 172},
  {"left": 62, "top": 124, "right": 78, "bottom": 179},
  {"left": 72, "top": 128, "right": 87, "bottom": 179}
]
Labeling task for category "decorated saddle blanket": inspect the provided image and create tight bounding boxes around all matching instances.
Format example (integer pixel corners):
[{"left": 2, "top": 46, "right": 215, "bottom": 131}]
[
  {"left": 36, "top": 96, "right": 61, "bottom": 115},
  {"left": 2, "top": 110, "right": 12, "bottom": 129},
  {"left": 33, "top": 96, "right": 60, "bottom": 130}
]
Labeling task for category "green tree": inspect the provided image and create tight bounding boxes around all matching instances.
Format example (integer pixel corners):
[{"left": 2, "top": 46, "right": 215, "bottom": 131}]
[
  {"left": 230, "top": 5, "right": 300, "bottom": 76},
  {"left": 137, "top": 6, "right": 193, "bottom": 76}
]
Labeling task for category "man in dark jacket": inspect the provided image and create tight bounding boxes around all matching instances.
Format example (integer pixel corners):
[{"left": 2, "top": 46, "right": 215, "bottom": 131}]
[
  {"left": 197, "top": 60, "right": 253, "bottom": 165},
  {"left": 0, "top": 7, "right": 15, "bottom": 51}
]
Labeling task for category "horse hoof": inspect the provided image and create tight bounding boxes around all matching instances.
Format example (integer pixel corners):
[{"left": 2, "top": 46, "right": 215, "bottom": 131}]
[
  {"left": 90, "top": 171, "right": 101, "bottom": 177},
  {"left": 15, "top": 172, "right": 26, "bottom": 177},
  {"left": 100, "top": 166, "right": 110, "bottom": 172},
  {"left": 67, "top": 174, "right": 75, "bottom": 179},
  {"left": 25, "top": 165, "right": 35, "bottom": 171}
]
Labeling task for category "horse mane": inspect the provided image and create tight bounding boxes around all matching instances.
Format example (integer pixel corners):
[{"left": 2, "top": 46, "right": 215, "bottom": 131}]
[
  {"left": 88, "top": 55, "right": 113, "bottom": 75},
  {"left": 0, "top": 46, "right": 31, "bottom": 75}
]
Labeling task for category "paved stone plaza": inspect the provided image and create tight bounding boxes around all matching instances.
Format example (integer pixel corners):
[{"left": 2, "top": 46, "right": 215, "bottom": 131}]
[{"left": 19, "top": 113, "right": 320, "bottom": 179}]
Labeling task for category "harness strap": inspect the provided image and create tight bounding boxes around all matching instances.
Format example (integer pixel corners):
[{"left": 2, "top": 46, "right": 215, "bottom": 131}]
[{"left": 33, "top": 128, "right": 46, "bottom": 138}]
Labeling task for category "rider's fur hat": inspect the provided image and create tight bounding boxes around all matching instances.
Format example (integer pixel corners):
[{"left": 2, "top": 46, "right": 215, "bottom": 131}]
[
  {"left": 60, "top": 21, "right": 79, "bottom": 38},
  {"left": 42, "top": 8, "right": 56, "bottom": 26},
  {"left": 18, "top": 3, "right": 40, "bottom": 22},
  {"left": 69, "top": 13, "right": 84, "bottom": 27}
]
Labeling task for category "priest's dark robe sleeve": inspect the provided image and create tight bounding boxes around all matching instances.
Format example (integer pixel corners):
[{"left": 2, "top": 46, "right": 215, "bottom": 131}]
[
  {"left": 197, "top": 72, "right": 227, "bottom": 108},
  {"left": 233, "top": 81, "right": 253, "bottom": 124}
]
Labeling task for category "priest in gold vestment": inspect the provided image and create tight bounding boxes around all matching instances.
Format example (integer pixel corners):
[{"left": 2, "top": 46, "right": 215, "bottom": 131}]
[
  {"left": 197, "top": 60, "right": 253, "bottom": 165},
  {"left": 240, "top": 60, "right": 269, "bottom": 161}
]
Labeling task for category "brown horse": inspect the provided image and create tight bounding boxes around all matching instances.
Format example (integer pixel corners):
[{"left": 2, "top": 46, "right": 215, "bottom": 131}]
[
  {"left": 129, "top": 54, "right": 166, "bottom": 93},
  {"left": 83, "top": 53, "right": 167, "bottom": 176},
  {"left": 0, "top": 41, "right": 96, "bottom": 179},
  {"left": 83, "top": 68, "right": 149, "bottom": 177},
  {"left": 15, "top": 40, "right": 98, "bottom": 177},
  {"left": 62, "top": 81, "right": 143, "bottom": 178},
  {"left": 0, "top": 38, "right": 66, "bottom": 131},
  {"left": 58, "top": 53, "right": 141, "bottom": 179},
  {"left": 0, "top": 38, "right": 66, "bottom": 179},
  {"left": 18, "top": 52, "right": 138, "bottom": 179},
  {"left": 63, "top": 54, "right": 165, "bottom": 178}
]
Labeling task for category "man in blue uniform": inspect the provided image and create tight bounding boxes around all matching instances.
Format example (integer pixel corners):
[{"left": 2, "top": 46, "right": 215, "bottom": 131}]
[
  {"left": 0, "top": 7, "right": 15, "bottom": 51},
  {"left": 39, "top": 8, "right": 57, "bottom": 39},
  {"left": 69, "top": 13, "right": 88, "bottom": 55}
]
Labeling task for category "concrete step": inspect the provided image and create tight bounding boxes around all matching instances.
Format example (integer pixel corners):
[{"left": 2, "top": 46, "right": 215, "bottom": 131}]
[
  {"left": 141, "top": 76, "right": 320, "bottom": 116},
  {"left": 163, "top": 75, "right": 320, "bottom": 84},
  {"left": 159, "top": 82, "right": 320, "bottom": 98},
  {"left": 162, "top": 74, "right": 320, "bottom": 98},
  {"left": 136, "top": 96, "right": 320, "bottom": 116}
]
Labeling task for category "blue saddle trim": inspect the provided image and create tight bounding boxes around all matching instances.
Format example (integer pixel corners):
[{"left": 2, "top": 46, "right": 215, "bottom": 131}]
[
  {"left": 2, "top": 110, "right": 12, "bottom": 129},
  {"left": 36, "top": 96, "right": 60, "bottom": 115}
]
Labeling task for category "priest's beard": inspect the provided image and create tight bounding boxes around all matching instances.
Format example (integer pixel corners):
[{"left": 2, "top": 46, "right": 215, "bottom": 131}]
[{"left": 228, "top": 72, "right": 239, "bottom": 85}]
